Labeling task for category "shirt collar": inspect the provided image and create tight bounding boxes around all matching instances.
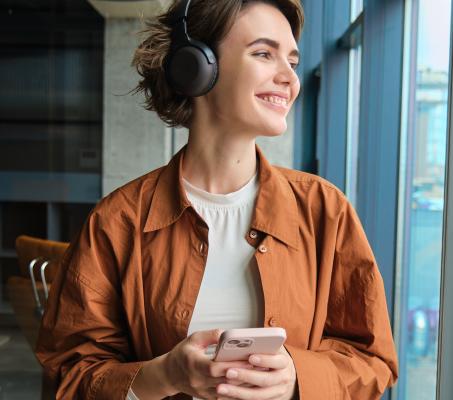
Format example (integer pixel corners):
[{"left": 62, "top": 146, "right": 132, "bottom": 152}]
[{"left": 144, "top": 144, "right": 299, "bottom": 250}]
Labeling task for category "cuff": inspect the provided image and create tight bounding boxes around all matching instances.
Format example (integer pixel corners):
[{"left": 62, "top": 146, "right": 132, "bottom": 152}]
[
  {"left": 284, "top": 344, "right": 340, "bottom": 400},
  {"left": 91, "top": 361, "right": 146, "bottom": 400}
]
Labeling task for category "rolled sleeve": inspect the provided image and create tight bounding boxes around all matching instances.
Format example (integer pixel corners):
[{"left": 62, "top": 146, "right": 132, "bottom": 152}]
[
  {"left": 285, "top": 197, "right": 398, "bottom": 400},
  {"left": 35, "top": 203, "right": 146, "bottom": 400}
]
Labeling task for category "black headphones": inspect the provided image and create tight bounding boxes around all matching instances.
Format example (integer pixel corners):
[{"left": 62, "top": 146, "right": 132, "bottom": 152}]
[{"left": 164, "top": 0, "right": 219, "bottom": 97}]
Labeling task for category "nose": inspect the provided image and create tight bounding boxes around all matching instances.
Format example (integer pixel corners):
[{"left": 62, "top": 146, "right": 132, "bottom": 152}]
[{"left": 274, "top": 60, "right": 299, "bottom": 87}]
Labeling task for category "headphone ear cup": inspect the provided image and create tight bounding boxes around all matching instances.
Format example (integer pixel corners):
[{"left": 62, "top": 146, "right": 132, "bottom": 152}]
[{"left": 165, "top": 41, "right": 218, "bottom": 97}]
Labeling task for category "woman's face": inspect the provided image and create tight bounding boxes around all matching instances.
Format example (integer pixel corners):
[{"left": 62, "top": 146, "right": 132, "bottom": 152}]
[{"left": 195, "top": 2, "right": 301, "bottom": 138}]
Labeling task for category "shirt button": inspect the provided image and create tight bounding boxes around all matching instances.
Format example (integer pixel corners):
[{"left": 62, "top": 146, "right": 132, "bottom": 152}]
[
  {"left": 269, "top": 317, "right": 277, "bottom": 327},
  {"left": 199, "top": 242, "right": 205, "bottom": 254},
  {"left": 258, "top": 244, "right": 268, "bottom": 253},
  {"left": 249, "top": 229, "right": 258, "bottom": 239},
  {"left": 182, "top": 310, "right": 190, "bottom": 319}
]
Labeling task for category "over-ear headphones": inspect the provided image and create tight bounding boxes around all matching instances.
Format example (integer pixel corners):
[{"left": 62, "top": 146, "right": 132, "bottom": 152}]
[{"left": 164, "top": 0, "right": 219, "bottom": 97}]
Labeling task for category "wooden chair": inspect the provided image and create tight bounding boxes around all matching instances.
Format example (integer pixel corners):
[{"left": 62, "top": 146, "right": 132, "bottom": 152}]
[{"left": 7, "top": 235, "right": 69, "bottom": 400}]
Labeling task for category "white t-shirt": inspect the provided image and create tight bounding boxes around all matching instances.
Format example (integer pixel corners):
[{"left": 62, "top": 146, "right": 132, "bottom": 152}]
[
  {"left": 185, "top": 172, "right": 263, "bottom": 334},
  {"left": 127, "top": 173, "right": 262, "bottom": 400}
]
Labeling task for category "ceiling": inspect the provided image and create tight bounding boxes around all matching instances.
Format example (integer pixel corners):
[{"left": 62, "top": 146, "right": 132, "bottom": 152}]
[
  {"left": 87, "top": 0, "right": 171, "bottom": 18},
  {"left": 0, "top": 0, "right": 97, "bottom": 14}
]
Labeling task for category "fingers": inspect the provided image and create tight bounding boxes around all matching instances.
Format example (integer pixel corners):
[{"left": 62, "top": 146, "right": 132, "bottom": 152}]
[
  {"left": 194, "top": 357, "right": 254, "bottom": 378},
  {"left": 190, "top": 380, "right": 257, "bottom": 400},
  {"left": 213, "top": 351, "right": 296, "bottom": 399},
  {"left": 217, "top": 381, "right": 286, "bottom": 400},
  {"left": 248, "top": 353, "right": 288, "bottom": 370},
  {"left": 225, "top": 368, "right": 283, "bottom": 388},
  {"left": 189, "top": 329, "right": 225, "bottom": 349}
]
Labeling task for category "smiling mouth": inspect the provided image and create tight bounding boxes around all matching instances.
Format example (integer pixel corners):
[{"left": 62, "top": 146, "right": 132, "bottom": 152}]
[{"left": 255, "top": 95, "right": 289, "bottom": 110}]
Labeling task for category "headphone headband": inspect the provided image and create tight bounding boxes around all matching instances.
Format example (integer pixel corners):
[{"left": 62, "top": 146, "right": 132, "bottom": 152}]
[
  {"left": 172, "top": 0, "right": 192, "bottom": 22},
  {"left": 165, "top": 0, "right": 218, "bottom": 97},
  {"left": 169, "top": 0, "right": 189, "bottom": 50},
  {"left": 169, "top": 0, "right": 216, "bottom": 64}
]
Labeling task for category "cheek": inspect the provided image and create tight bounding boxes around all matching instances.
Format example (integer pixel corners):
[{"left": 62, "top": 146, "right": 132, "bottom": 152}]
[
  {"left": 290, "top": 77, "right": 300, "bottom": 97},
  {"left": 214, "top": 76, "right": 256, "bottom": 110},
  {"left": 215, "top": 67, "right": 246, "bottom": 100},
  {"left": 219, "top": 58, "right": 264, "bottom": 89}
]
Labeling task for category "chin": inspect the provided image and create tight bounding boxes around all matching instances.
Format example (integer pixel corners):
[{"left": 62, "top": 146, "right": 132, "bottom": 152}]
[
  {"left": 259, "top": 120, "right": 287, "bottom": 137},
  {"left": 251, "top": 109, "right": 288, "bottom": 136},
  {"left": 243, "top": 107, "right": 288, "bottom": 137},
  {"left": 260, "top": 131, "right": 286, "bottom": 138}
]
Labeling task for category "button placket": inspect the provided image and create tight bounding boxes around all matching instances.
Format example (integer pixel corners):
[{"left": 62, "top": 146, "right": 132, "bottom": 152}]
[
  {"left": 255, "top": 238, "right": 277, "bottom": 329},
  {"left": 199, "top": 241, "right": 209, "bottom": 256}
]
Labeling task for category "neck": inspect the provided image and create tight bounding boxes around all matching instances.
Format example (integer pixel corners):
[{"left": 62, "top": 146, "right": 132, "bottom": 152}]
[{"left": 182, "top": 130, "right": 257, "bottom": 194}]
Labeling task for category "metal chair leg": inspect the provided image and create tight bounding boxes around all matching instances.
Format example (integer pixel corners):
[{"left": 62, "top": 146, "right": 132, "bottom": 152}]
[
  {"left": 28, "top": 258, "right": 43, "bottom": 315},
  {"left": 40, "top": 261, "right": 50, "bottom": 300}
]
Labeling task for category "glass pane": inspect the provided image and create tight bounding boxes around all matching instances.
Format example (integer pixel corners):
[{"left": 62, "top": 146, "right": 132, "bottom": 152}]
[
  {"left": 345, "top": 0, "right": 363, "bottom": 206},
  {"left": 345, "top": 45, "right": 362, "bottom": 207},
  {"left": 350, "top": 0, "right": 363, "bottom": 22},
  {"left": 394, "top": 0, "right": 452, "bottom": 399}
]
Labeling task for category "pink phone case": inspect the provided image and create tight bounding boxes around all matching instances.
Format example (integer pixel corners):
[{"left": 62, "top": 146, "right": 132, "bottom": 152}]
[{"left": 213, "top": 327, "right": 286, "bottom": 362}]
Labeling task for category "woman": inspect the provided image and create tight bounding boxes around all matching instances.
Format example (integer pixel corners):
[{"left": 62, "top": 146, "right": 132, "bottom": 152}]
[{"left": 35, "top": 0, "right": 398, "bottom": 399}]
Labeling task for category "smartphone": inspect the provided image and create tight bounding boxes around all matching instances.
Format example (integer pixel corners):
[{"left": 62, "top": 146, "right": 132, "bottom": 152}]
[{"left": 212, "top": 327, "right": 286, "bottom": 362}]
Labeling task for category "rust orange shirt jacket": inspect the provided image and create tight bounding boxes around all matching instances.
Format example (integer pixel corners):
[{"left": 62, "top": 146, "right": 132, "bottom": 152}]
[{"left": 35, "top": 145, "right": 398, "bottom": 400}]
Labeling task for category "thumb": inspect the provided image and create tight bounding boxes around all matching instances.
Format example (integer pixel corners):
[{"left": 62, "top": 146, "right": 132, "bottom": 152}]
[{"left": 189, "top": 328, "right": 224, "bottom": 349}]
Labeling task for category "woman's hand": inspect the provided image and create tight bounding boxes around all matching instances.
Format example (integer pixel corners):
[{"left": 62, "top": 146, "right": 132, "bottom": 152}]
[
  {"left": 215, "top": 346, "right": 297, "bottom": 400},
  {"left": 162, "top": 329, "right": 256, "bottom": 399}
]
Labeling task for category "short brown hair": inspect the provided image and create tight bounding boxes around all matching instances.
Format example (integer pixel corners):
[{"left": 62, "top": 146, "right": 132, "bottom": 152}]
[{"left": 132, "top": 0, "right": 304, "bottom": 129}]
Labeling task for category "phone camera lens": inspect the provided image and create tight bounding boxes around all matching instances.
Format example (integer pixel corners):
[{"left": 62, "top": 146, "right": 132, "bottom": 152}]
[
  {"left": 228, "top": 340, "right": 241, "bottom": 345},
  {"left": 237, "top": 342, "right": 251, "bottom": 348}
]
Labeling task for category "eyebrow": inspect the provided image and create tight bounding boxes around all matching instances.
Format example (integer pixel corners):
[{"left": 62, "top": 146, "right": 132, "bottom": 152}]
[{"left": 246, "top": 37, "right": 300, "bottom": 59}]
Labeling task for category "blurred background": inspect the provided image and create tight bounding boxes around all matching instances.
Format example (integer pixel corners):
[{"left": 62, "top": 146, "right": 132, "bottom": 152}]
[{"left": 0, "top": 0, "right": 452, "bottom": 399}]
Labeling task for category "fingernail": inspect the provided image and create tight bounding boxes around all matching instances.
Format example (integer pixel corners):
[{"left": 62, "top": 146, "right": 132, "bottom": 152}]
[
  {"left": 226, "top": 369, "right": 238, "bottom": 379},
  {"left": 218, "top": 386, "right": 229, "bottom": 395},
  {"left": 250, "top": 355, "right": 261, "bottom": 364}
]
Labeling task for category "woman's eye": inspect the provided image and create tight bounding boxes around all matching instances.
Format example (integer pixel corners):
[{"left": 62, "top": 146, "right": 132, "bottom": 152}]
[
  {"left": 254, "top": 52, "right": 299, "bottom": 70},
  {"left": 254, "top": 52, "right": 270, "bottom": 58}
]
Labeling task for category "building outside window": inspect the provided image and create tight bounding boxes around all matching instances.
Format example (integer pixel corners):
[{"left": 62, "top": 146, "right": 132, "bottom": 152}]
[{"left": 394, "top": 0, "right": 452, "bottom": 398}]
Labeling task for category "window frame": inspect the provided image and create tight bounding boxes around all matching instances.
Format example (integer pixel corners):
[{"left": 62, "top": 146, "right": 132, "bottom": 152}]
[
  {"left": 298, "top": 1, "right": 405, "bottom": 399},
  {"left": 314, "top": 0, "right": 351, "bottom": 186},
  {"left": 294, "top": 0, "right": 323, "bottom": 173},
  {"left": 356, "top": 0, "right": 404, "bottom": 329},
  {"left": 437, "top": 3, "right": 453, "bottom": 397},
  {"left": 298, "top": 0, "right": 453, "bottom": 398}
]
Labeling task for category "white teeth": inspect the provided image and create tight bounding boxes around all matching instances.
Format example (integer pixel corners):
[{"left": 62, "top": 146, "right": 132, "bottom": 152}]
[{"left": 258, "top": 95, "right": 288, "bottom": 106}]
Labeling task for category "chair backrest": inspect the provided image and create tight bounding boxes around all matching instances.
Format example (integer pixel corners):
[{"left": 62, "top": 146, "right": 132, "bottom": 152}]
[
  {"left": 15, "top": 235, "right": 70, "bottom": 284},
  {"left": 10, "top": 236, "right": 70, "bottom": 400}
]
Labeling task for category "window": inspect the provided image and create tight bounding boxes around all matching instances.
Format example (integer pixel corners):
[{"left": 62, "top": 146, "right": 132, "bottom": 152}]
[{"left": 393, "top": 0, "right": 452, "bottom": 399}]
